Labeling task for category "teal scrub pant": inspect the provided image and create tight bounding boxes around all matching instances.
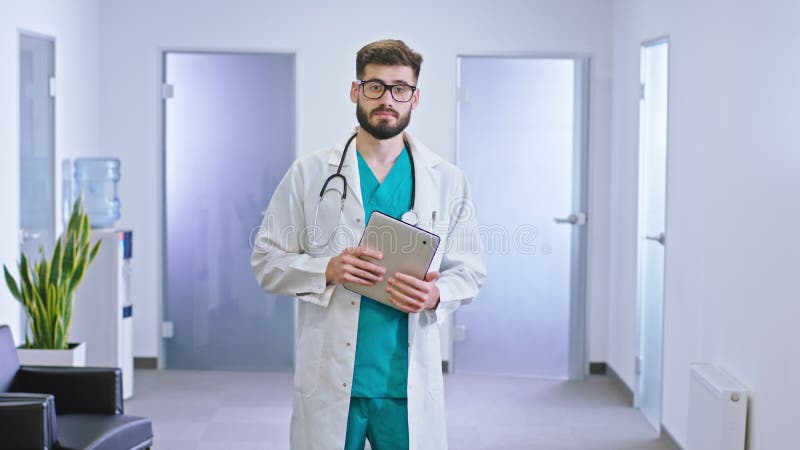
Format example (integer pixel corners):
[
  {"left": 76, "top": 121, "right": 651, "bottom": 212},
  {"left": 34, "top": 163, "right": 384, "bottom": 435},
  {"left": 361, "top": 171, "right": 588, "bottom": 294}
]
[{"left": 344, "top": 397, "right": 409, "bottom": 450}]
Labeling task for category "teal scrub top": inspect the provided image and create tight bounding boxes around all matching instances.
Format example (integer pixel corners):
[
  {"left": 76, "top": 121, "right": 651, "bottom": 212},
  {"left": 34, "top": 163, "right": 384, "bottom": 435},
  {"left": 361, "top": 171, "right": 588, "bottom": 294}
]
[{"left": 351, "top": 147, "right": 412, "bottom": 398}]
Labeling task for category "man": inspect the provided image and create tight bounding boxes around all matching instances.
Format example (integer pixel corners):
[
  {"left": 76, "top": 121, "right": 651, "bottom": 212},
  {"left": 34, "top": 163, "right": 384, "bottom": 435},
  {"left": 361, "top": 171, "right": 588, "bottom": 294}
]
[{"left": 251, "top": 39, "right": 485, "bottom": 450}]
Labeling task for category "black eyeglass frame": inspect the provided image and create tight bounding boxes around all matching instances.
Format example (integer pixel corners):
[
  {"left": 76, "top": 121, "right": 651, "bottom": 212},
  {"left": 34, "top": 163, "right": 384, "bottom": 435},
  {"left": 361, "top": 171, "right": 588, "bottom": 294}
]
[{"left": 357, "top": 79, "right": 417, "bottom": 102}]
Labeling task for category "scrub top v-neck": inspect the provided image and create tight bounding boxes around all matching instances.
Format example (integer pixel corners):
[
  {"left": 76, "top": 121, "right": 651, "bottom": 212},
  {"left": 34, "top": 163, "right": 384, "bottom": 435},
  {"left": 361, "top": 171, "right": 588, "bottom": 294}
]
[{"left": 351, "top": 147, "right": 412, "bottom": 399}]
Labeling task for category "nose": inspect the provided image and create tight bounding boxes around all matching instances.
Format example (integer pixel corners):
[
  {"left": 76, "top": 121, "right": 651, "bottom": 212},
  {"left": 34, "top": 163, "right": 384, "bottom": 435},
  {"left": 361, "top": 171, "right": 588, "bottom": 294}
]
[{"left": 376, "top": 91, "right": 397, "bottom": 108}]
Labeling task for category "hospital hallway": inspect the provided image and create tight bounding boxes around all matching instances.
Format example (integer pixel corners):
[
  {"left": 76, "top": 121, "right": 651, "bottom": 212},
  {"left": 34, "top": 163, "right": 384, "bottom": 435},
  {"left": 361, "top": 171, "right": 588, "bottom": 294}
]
[{"left": 126, "top": 369, "right": 678, "bottom": 449}]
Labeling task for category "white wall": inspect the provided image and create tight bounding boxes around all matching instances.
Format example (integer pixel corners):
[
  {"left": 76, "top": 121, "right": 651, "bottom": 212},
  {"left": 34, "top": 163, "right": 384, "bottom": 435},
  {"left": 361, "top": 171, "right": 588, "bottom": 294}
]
[
  {"left": 0, "top": 0, "right": 101, "bottom": 344},
  {"left": 609, "top": 0, "right": 800, "bottom": 448},
  {"left": 96, "top": 0, "right": 614, "bottom": 363}
]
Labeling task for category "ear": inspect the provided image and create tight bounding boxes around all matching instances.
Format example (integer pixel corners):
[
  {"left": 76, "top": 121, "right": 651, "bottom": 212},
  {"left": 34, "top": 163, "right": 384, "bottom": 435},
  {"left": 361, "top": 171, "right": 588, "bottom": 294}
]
[
  {"left": 350, "top": 81, "right": 359, "bottom": 103},
  {"left": 410, "top": 87, "right": 420, "bottom": 110}
]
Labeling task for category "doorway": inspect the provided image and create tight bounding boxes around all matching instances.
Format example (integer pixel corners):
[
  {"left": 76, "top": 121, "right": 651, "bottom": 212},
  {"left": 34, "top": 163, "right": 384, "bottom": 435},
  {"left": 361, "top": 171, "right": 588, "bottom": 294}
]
[
  {"left": 454, "top": 56, "right": 590, "bottom": 379},
  {"left": 162, "top": 51, "right": 296, "bottom": 370},
  {"left": 19, "top": 32, "right": 56, "bottom": 331},
  {"left": 635, "top": 37, "right": 670, "bottom": 430}
]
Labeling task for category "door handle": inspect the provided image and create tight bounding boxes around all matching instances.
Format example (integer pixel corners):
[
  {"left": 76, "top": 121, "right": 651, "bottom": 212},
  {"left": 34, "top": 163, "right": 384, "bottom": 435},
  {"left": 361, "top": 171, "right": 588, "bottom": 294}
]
[
  {"left": 554, "top": 213, "right": 587, "bottom": 226},
  {"left": 19, "top": 229, "right": 42, "bottom": 242},
  {"left": 645, "top": 232, "right": 665, "bottom": 246}
]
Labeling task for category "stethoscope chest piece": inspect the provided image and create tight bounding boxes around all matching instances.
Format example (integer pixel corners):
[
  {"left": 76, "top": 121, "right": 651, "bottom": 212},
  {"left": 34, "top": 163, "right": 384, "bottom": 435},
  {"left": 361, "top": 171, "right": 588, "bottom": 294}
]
[{"left": 401, "top": 210, "right": 419, "bottom": 226}]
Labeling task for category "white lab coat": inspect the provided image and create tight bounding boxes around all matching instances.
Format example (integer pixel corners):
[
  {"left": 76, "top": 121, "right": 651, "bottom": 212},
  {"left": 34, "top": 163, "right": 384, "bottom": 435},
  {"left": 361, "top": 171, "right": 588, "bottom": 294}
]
[{"left": 251, "top": 131, "right": 486, "bottom": 450}]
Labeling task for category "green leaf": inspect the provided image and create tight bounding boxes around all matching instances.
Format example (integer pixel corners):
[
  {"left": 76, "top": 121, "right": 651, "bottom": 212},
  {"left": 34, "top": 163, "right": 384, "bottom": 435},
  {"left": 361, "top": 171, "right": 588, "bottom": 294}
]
[
  {"left": 49, "top": 237, "right": 63, "bottom": 288},
  {"left": 64, "top": 292, "right": 74, "bottom": 335},
  {"left": 81, "top": 213, "right": 90, "bottom": 243},
  {"left": 62, "top": 235, "right": 76, "bottom": 284},
  {"left": 37, "top": 258, "right": 50, "bottom": 309},
  {"left": 67, "top": 199, "right": 81, "bottom": 235},
  {"left": 19, "top": 254, "right": 33, "bottom": 299},
  {"left": 89, "top": 240, "right": 102, "bottom": 264},
  {"left": 47, "top": 283, "right": 57, "bottom": 340},
  {"left": 48, "top": 284, "right": 65, "bottom": 349},
  {"left": 4, "top": 265, "right": 21, "bottom": 301},
  {"left": 29, "top": 286, "right": 48, "bottom": 348},
  {"left": 68, "top": 258, "right": 88, "bottom": 295},
  {"left": 19, "top": 263, "right": 33, "bottom": 310}
]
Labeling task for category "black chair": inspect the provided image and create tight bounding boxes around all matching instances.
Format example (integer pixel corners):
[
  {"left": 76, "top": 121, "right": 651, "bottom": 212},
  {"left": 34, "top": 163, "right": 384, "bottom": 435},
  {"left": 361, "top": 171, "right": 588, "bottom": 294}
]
[{"left": 0, "top": 325, "right": 153, "bottom": 450}]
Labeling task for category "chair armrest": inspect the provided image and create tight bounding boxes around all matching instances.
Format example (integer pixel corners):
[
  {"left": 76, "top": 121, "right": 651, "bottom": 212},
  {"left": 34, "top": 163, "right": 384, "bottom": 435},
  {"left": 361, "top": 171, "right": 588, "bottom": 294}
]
[
  {"left": 0, "top": 393, "right": 57, "bottom": 449},
  {"left": 12, "top": 366, "right": 123, "bottom": 415}
]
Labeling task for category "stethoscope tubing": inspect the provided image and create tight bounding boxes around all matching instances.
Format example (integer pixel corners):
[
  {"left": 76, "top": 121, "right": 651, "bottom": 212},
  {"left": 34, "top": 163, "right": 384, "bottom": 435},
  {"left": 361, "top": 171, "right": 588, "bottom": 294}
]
[
  {"left": 310, "top": 132, "right": 418, "bottom": 248},
  {"left": 319, "top": 132, "right": 416, "bottom": 211}
]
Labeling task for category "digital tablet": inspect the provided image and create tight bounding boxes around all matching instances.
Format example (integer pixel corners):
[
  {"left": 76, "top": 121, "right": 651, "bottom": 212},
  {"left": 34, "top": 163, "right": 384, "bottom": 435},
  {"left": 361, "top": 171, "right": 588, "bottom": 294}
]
[{"left": 343, "top": 211, "right": 441, "bottom": 310}]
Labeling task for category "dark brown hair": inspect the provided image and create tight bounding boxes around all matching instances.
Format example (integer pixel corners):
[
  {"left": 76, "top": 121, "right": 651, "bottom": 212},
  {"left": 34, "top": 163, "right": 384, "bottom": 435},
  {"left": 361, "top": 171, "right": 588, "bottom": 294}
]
[{"left": 356, "top": 39, "right": 423, "bottom": 81}]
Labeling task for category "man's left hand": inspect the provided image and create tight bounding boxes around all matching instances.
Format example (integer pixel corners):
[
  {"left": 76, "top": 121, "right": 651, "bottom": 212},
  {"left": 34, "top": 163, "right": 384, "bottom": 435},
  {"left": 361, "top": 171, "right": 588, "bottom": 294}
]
[{"left": 386, "top": 271, "right": 440, "bottom": 313}]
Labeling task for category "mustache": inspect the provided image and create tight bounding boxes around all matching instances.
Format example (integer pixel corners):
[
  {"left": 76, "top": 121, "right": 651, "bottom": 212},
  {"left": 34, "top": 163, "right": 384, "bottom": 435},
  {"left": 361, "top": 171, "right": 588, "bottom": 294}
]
[{"left": 370, "top": 107, "right": 398, "bottom": 118}]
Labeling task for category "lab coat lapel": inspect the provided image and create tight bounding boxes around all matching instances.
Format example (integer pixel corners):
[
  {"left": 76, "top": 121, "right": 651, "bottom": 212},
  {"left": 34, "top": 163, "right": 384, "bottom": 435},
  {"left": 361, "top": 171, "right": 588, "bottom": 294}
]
[
  {"left": 404, "top": 133, "right": 442, "bottom": 343},
  {"left": 405, "top": 132, "right": 443, "bottom": 234}
]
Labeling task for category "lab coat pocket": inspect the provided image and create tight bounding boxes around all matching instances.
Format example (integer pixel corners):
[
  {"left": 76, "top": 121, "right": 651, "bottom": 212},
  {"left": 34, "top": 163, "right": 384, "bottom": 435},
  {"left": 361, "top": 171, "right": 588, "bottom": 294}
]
[
  {"left": 293, "top": 329, "right": 323, "bottom": 397},
  {"left": 425, "top": 325, "right": 445, "bottom": 396}
]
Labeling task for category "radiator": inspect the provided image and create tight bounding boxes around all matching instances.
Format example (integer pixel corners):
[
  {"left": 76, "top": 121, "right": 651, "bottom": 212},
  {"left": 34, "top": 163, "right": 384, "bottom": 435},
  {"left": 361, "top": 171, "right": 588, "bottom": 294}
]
[{"left": 687, "top": 363, "right": 748, "bottom": 450}]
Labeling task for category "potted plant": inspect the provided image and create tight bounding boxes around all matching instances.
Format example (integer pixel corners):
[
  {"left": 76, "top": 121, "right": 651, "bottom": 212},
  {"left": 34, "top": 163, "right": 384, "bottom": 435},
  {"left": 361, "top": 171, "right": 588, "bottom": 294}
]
[{"left": 3, "top": 199, "right": 101, "bottom": 366}]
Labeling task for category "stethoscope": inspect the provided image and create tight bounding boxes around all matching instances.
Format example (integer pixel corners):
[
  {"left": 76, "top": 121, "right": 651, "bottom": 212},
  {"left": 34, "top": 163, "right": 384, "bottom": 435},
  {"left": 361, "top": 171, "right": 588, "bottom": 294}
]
[{"left": 311, "top": 132, "right": 418, "bottom": 247}]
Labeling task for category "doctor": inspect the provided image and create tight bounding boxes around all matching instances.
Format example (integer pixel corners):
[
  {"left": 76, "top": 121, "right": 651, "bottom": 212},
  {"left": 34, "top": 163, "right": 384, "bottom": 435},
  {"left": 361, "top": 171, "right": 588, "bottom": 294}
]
[{"left": 251, "top": 39, "right": 486, "bottom": 450}]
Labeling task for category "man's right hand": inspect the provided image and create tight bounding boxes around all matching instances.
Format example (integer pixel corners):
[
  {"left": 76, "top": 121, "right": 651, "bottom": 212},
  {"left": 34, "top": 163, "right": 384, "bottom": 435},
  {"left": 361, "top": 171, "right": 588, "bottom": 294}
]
[{"left": 325, "top": 247, "right": 386, "bottom": 286}]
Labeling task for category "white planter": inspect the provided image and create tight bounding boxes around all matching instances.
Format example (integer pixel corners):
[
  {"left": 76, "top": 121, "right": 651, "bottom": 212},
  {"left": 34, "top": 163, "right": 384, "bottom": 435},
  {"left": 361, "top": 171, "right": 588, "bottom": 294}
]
[{"left": 17, "top": 342, "right": 86, "bottom": 367}]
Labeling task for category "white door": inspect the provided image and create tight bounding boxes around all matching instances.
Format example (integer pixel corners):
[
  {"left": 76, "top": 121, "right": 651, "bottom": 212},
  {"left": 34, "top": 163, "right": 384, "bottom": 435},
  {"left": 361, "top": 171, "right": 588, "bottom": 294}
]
[
  {"left": 635, "top": 38, "right": 670, "bottom": 430},
  {"left": 163, "top": 52, "right": 296, "bottom": 370},
  {"left": 455, "top": 56, "right": 589, "bottom": 379}
]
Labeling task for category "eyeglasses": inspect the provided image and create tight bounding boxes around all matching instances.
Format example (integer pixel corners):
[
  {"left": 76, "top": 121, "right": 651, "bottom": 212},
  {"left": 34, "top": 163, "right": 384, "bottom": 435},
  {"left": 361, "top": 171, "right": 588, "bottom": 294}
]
[{"left": 358, "top": 79, "right": 417, "bottom": 102}]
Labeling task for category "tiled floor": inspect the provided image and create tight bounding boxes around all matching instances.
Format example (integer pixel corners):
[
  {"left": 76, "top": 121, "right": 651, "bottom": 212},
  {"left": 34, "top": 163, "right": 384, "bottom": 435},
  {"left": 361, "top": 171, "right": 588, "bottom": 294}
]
[{"left": 126, "top": 369, "right": 678, "bottom": 449}]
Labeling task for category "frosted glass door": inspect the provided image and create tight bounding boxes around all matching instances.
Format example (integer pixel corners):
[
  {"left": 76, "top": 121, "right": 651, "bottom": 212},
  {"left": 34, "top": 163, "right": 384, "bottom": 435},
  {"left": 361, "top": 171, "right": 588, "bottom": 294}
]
[
  {"left": 19, "top": 34, "right": 55, "bottom": 261},
  {"left": 455, "top": 57, "right": 587, "bottom": 378},
  {"left": 636, "top": 39, "right": 669, "bottom": 430},
  {"left": 164, "top": 52, "right": 295, "bottom": 370}
]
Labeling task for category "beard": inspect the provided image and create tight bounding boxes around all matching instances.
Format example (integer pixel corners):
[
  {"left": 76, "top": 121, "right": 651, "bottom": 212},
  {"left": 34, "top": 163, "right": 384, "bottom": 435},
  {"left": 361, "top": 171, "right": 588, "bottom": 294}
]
[{"left": 356, "top": 102, "right": 411, "bottom": 140}]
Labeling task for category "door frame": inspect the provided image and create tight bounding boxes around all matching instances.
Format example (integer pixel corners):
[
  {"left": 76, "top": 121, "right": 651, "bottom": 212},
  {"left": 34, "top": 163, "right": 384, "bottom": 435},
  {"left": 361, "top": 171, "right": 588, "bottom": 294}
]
[
  {"left": 634, "top": 35, "right": 671, "bottom": 430},
  {"left": 157, "top": 47, "right": 298, "bottom": 369},
  {"left": 453, "top": 53, "right": 592, "bottom": 379}
]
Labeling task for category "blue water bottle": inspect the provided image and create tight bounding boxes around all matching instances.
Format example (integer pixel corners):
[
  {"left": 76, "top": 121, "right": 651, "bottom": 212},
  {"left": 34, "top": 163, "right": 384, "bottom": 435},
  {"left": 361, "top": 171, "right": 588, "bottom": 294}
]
[{"left": 73, "top": 158, "right": 121, "bottom": 228}]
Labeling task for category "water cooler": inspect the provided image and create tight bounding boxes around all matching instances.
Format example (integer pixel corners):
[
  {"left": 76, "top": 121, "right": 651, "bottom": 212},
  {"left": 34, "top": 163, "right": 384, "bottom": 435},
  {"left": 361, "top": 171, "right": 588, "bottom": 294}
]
[
  {"left": 70, "top": 230, "right": 134, "bottom": 399},
  {"left": 67, "top": 158, "right": 134, "bottom": 399}
]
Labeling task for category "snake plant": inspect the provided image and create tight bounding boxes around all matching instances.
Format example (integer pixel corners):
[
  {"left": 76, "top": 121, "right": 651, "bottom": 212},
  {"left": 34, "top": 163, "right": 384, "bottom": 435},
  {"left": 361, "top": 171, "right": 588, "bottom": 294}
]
[{"left": 3, "top": 200, "right": 101, "bottom": 349}]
